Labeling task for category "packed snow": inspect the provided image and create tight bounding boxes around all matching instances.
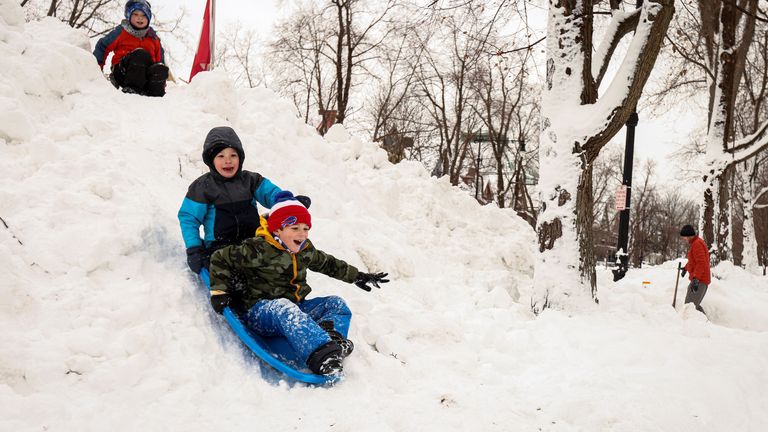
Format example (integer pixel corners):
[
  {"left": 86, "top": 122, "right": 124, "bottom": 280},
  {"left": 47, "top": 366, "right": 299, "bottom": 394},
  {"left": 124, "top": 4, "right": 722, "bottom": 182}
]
[{"left": 1, "top": 6, "right": 767, "bottom": 431}]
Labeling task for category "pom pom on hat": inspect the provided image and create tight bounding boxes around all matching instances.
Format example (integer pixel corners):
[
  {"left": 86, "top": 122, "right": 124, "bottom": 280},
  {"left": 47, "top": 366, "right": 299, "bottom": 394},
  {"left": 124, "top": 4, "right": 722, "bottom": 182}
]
[
  {"left": 268, "top": 200, "right": 312, "bottom": 233},
  {"left": 679, "top": 224, "right": 696, "bottom": 236}
]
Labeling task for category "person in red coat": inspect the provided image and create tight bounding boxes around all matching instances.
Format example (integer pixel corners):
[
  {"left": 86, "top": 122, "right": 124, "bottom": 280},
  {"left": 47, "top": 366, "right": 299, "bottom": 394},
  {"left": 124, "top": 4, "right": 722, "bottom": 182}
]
[
  {"left": 93, "top": 0, "right": 168, "bottom": 96},
  {"left": 680, "top": 224, "right": 711, "bottom": 313}
]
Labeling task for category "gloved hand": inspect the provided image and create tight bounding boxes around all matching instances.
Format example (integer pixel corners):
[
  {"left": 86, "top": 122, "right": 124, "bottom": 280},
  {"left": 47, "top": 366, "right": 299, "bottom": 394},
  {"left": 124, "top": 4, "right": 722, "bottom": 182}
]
[
  {"left": 273, "top": 190, "right": 295, "bottom": 204},
  {"left": 186, "top": 246, "right": 205, "bottom": 274},
  {"left": 691, "top": 279, "right": 700, "bottom": 292},
  {"left": 680, "top": 267, "right": 687, "bottom": 278},
  {"left": 210, "top": 290, "right": 231, "bottom": 314},
  {"left": 354, "top": 272, "right": 389, "bottom": 292},
  {"left": 295, "top": 195, "right": 311, "bottom": 209}
]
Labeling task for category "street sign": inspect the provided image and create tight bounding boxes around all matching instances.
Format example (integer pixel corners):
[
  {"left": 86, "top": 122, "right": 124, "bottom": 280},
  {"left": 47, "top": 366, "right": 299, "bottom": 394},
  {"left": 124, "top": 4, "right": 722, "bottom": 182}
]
[{"left": 615, "top": 185, "right": 628, "bottom": 211}]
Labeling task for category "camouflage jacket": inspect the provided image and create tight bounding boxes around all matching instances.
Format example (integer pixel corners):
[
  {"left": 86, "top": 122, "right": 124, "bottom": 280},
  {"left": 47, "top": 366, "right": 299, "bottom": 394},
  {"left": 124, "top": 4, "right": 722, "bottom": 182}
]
[{"left": 209, "top": 227, "right": 360, "bottom": 309}]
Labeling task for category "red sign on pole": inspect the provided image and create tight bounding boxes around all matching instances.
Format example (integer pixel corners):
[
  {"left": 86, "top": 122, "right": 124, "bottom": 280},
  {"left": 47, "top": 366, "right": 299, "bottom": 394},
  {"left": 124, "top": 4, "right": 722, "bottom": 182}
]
[{"left": 615, "top": 185, "right": 628, "bottom": 211}]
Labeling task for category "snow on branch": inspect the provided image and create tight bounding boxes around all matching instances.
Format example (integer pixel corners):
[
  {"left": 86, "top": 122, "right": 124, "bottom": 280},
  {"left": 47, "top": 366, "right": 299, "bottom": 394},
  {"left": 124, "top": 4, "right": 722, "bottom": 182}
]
[
  {"left": 592, "top": 7, "right": 641, "bottom": 89},
  {"left": 728, "top": 117, "right": 768, "bottom": 163},
  {"left": 582, "top": 0, "right": 674, "bottom": 151},
  {"left": 754, "top": 186, "right": 768, "bottom": 209}
]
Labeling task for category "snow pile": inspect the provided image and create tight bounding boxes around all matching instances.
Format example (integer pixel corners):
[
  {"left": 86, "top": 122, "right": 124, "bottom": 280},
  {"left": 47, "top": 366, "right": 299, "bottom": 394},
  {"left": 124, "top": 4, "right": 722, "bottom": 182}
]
[{"left": 1, "top": 5, "right": 767, "bottom": 431}]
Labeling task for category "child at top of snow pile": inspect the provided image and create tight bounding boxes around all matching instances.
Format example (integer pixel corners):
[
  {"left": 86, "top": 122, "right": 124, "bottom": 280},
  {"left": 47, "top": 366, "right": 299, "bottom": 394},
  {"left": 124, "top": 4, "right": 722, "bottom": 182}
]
[
  {"left": 177, "top": 126, "right": 310, "bottom": 275},
  {"left": 93, "top": 0, "right": 168, "bottom": 96},
  {"left": 208, "top": 199, "right": 389, "bottom": 375}
]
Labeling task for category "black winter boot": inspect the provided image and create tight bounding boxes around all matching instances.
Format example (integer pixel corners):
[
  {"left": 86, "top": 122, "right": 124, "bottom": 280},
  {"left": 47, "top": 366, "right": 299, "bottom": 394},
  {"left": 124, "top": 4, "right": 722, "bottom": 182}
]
[
  {"left": 116, "top": 48, "right": 152, "bottom": 94},
  {"left": 306, "top": 341, "right": 343, "bottom": 375},
  {"left": 319, "top": 321, "right": 354, "bottom": 358},
  {"left": 145, "top": 62, "right": 168, "bottom": 97},
  {"left": 108, "top": 73, "right": 120, "bottom": 89}
]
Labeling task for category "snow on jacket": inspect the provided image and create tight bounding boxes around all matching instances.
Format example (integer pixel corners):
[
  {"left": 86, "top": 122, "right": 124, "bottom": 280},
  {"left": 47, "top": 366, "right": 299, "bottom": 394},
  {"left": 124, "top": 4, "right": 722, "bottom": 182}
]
[
  {"left": 684, "top": 236, "right": 711, "bottom": 285},
  {"left": 178, "top": 127, "right": 283, "bottom": 251},
  {"left": 93, "top": 21, "right": 164, "bottom": 67},
  {"left": 209, "top": 224, "right": 360, "bottom": 310}
]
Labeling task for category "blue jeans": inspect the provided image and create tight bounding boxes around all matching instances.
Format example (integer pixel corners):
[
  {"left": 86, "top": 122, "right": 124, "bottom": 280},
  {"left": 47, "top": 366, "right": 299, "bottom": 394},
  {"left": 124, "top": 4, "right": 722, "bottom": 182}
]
[{"left": 245, "top": 296, "right": 352, "bottom": 364}]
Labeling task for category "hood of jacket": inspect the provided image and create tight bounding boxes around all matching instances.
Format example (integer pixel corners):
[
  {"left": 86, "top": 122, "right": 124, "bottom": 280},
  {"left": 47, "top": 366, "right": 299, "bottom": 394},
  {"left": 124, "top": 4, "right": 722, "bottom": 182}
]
[{"left": 202, "top": 126, "right": 246, "bottom": 181}]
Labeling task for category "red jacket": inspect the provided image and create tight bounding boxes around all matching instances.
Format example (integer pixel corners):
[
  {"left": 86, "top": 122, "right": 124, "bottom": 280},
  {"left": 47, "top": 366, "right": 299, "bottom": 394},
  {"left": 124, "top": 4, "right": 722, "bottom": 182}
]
[
  {"left": 684, "top": 236, "right": 711, "bottom": 285},
  {"left": 93, "top": 25, "right": 164, "bottom": 67}
]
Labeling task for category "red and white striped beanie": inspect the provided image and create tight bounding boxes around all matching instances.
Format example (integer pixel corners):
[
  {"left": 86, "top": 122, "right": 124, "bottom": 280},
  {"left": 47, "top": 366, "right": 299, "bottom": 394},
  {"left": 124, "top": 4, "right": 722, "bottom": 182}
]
[{"left": 267, "top": 200, "right": 312, "bottom": 233}]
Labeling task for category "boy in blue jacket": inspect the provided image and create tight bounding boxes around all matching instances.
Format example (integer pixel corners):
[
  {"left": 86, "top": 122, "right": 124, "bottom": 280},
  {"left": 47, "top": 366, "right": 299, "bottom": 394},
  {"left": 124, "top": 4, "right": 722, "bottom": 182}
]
[{"left": 178, "top": 126, "right": 308, "bottom": 274}]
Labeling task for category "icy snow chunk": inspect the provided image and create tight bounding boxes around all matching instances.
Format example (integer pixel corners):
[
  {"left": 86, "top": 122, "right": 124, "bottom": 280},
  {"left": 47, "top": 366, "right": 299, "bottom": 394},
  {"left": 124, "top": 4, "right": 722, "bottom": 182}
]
[
  {"left": 183, "top": 70, "right": 239, "bottom": 123},
  {"left": 324, "top": 123, "right": 351, "bottom": 142},
  {"left": 0, "top": 0, "right": 25, "bottom": 29},
  {"left": 0, "top": 108, "right": 33, "bottom": 142}
]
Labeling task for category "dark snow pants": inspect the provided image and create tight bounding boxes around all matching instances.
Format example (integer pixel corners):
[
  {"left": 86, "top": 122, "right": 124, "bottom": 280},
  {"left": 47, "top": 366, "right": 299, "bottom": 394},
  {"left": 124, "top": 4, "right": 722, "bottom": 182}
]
[
  {"left": 684, "top": 280, "right": 708, "bottom": 313},
  {"left": 245, "top": 296, "right": 352, "bottom": 364},
  {"left": 111, "top": 48, "right": 168, "bottom": 97}
]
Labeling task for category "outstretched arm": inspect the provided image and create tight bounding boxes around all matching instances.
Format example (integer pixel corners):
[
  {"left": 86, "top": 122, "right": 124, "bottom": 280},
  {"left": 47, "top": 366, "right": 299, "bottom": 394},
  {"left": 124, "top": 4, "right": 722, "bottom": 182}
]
[
  {"left": 307, "top": 248, "right": 390, "bottom": 291},
  {"left": 307, "top": 249, "right": 359, "bottom": 283}
]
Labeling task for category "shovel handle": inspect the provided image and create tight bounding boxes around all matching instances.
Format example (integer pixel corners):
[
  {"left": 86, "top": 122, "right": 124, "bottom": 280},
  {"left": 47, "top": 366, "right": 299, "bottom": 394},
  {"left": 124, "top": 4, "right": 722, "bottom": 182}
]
[{"left": 672, "top": 262, "right": 682, "bottom": 308}]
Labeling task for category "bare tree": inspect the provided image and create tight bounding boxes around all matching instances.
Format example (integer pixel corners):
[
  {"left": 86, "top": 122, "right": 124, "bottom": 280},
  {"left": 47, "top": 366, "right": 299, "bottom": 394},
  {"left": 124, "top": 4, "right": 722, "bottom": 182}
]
[
  {"left": 269, "top": 8, "right": 333, "bottom": 124},
  {"left": 23, "top": 0, "right": 184, "bottom": 41},
  {"left": 328, "top": 0, "right": 398, "bottom": 125},
  {"left": 531, "top": 0, "right": 674, "bottom": 312},
  {"left": 42, "top": 0, "right": 119, "bottom": 35},
  {"left": 268, "top": 0, "right": 398, "bottom": 130},
  {"left": 412, "top": 1, "right": 510, "bottom": 185},
  {"left": 471, "top": 48, "right": 539, "bottom": 226},
  {"left": 628, "top": 161, "right": 657, "bottom": 268},
  {"left": 364, "top": 25, "right": 428, "bottom": 162},
  {"left": 216, "top": 21, "right": 265, "bottom": 88},
  {"left": 656, "top": 189, "right": 699, "bottom": 261}
]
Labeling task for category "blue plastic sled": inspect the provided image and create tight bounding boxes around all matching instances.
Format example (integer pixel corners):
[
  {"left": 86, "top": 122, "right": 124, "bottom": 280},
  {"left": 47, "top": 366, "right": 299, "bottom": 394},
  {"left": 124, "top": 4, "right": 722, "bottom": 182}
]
[{"left": 199, "top": 269, "right": 340, "bottom": 385}]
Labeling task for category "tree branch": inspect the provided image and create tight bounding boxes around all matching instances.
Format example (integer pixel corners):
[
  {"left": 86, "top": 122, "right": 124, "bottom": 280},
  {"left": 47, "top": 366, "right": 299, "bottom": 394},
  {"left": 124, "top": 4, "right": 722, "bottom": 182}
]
[
  {"left": 584, "top": 0, "right": 675, "bottom": 157},
  {"left": 729, "top": 116, "right": 768, "bottom": 154},
  {"left": 492, "top": 36, "right": 546, "bottom": 56},
  {"left": 593, "top": 6, "right": 641, "bottom": 88}
]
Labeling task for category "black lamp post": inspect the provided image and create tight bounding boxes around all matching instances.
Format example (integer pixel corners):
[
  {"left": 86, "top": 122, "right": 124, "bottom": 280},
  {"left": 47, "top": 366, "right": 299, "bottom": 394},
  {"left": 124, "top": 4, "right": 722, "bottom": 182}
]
[
  {"left": 612, "top": 111, "right": 638, "bottom": 282},
  {"left": 612, "top": 0, "right": 644, "bottom": 282}
]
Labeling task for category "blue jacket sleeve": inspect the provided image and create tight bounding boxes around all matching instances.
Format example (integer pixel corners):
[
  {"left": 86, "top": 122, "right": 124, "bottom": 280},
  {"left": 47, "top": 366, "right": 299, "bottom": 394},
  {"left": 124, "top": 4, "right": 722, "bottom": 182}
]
[
  {"left": 93, "top": 26, "right": 122, "bottom": 66},
  {"left": 178, "top": 197, "right": 208, "bottom": 249},
  {"left": 253, "top": 177, "right": 284, "bottom": 208}
]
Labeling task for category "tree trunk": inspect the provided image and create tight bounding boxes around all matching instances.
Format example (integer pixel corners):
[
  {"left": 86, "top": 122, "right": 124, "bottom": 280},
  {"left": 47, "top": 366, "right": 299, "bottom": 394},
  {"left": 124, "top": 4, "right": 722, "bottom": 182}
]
[
  {"left": 47, "top": 0, "right": 57, "bottom": 17},
  {"left": 741, "top": 161, "right": 761, "bottom": 272},
  {"left": 700, "top": 0, "right": 758, "bottom": 264}
]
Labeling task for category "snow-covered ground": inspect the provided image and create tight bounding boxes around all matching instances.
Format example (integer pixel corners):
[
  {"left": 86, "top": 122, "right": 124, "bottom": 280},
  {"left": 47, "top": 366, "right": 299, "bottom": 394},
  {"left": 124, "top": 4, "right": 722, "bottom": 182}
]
[{"left": 1, "top": 5, "right": 767, "bottom": 431}]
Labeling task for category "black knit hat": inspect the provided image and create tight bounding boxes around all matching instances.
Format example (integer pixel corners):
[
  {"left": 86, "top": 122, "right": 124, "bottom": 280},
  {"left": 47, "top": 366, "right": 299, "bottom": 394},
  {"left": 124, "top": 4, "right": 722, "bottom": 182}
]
[{"left": 680, "top": 225, "right": 696, "bottom": 236}]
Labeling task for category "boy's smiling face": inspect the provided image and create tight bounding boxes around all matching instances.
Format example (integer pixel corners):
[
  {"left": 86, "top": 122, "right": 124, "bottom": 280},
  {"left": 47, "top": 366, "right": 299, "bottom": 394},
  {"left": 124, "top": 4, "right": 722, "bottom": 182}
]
[
  {"left": 275, "top": 223, "right": 310, "bottom": 253},
  {"left": 213, "top": 147, "right": 240, "bottom": 178},
  {"left": 129, "top": 10, "right": 148, "bottom": 29}
]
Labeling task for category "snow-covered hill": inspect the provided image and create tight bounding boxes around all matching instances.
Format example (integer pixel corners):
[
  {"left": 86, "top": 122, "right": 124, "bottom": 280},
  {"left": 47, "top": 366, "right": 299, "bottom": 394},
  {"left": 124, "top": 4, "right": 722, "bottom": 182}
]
[{"left": 1, "top": 4, "right": 767, "bottom": 431}]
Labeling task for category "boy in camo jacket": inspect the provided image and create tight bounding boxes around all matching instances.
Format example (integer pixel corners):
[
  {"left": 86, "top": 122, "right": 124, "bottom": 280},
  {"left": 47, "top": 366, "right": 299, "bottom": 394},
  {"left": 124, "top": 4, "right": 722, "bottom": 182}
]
[{"left": 208, "top": 199, "right": 389, "bottom": 375}]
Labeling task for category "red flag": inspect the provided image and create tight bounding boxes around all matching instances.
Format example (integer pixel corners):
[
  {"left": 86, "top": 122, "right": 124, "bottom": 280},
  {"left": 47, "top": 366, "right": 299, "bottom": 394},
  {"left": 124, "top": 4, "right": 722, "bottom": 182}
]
[{"left": 189, "top": 0, "right": 213, "bottom": 81}]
